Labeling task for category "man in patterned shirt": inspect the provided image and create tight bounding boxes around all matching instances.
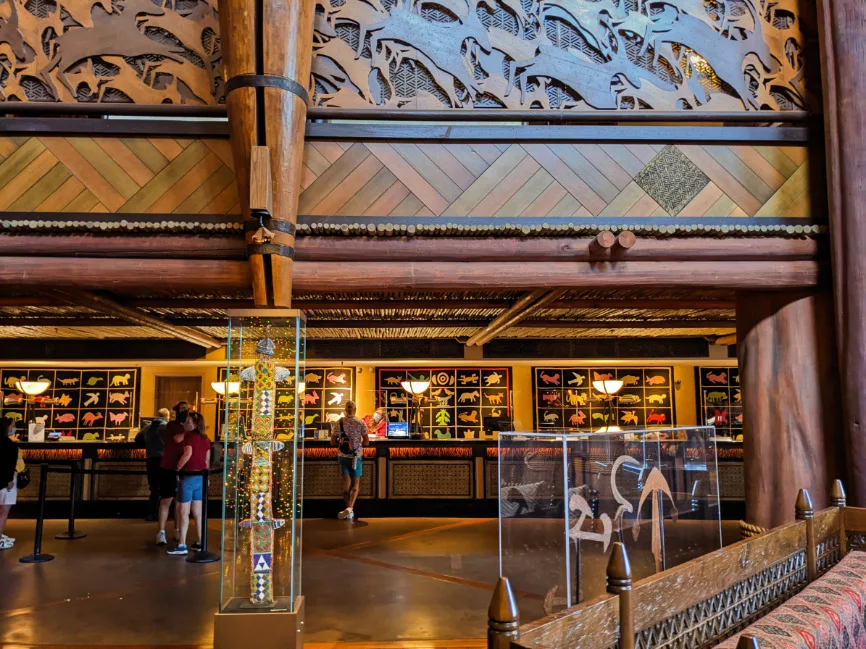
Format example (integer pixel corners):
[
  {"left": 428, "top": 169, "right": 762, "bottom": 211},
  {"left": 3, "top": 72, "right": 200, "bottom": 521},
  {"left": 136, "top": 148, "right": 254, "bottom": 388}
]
[{"left": 330, "top": 400, "right": 369, "bottom": 521}]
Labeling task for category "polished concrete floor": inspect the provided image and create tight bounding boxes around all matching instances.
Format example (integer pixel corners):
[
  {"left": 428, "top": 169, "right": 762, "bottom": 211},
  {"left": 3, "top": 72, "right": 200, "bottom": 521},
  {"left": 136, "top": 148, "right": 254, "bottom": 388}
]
[{"left": 0, "top": 517, "right": 739, "bottom": 648}]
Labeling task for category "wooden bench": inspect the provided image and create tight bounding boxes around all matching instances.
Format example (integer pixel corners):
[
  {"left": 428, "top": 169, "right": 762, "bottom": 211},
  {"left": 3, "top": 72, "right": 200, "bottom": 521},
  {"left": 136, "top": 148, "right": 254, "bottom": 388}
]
[{"left": 487, "top": 481, "right": 866, "bottom": 649}]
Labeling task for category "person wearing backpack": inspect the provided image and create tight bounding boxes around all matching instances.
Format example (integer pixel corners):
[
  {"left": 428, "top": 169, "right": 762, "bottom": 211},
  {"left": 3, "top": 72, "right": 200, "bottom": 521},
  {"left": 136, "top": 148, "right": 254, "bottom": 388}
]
[
  {"left": 135, "top": 408, "right": 170, "bottom": 522},
  {"left": 329, "top": 401, "right": 369, "bottom": 521}
]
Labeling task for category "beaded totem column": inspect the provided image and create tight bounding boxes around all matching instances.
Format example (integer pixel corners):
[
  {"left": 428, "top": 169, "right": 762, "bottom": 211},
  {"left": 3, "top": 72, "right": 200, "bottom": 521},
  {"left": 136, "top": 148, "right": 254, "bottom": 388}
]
[{"left": 239, "top": 330, "right": 285, "bottom": 606}]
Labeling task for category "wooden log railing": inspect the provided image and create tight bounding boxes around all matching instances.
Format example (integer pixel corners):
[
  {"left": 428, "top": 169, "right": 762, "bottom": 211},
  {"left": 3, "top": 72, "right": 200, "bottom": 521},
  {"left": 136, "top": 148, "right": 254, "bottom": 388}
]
[{"left": 489, "top": 484, "right": 859, "bottom": 649}]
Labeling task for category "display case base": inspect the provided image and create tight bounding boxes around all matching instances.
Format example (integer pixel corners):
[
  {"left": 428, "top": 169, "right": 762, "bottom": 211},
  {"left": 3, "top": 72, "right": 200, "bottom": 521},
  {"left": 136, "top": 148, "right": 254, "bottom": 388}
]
[{"left": 214, "top": 596, "right": 304, "bottom": 649}]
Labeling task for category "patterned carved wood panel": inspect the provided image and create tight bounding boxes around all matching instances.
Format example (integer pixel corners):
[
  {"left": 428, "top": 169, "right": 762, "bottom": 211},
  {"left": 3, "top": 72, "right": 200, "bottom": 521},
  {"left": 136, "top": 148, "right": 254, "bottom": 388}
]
[
  {"left": 303, "top": 460, "right": 375, "bottom": 499},
  {"left": 298, "top": 141, "right": 813, "bottom": 217},
  {"left": 389, "top": 460, "right": 473, "bottom": 498},
  {"left": 0, "top": 136, "right": 239, "bottom": 214},
  {"left": 0, "top": 0, "right": 222, "bottom": 104},
  {"left": 92, "top": 461, "right": 149, "bottom": 499},
  {"left": 311, "top": 0, "right": 809, "bottom": 111}
]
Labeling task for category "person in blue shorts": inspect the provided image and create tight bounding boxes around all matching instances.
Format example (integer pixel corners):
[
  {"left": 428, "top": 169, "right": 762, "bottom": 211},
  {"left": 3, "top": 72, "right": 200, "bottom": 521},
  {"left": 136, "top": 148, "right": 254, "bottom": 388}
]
[{"left": 330, "top": 401, "right": 369, "bottom": 521}]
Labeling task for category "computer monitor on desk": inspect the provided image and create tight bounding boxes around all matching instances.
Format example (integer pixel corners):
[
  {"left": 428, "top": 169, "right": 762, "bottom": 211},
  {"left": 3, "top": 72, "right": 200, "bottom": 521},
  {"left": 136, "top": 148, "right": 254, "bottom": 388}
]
[{"left": 386, "top": 422, "right": 410, "bottom": 439}]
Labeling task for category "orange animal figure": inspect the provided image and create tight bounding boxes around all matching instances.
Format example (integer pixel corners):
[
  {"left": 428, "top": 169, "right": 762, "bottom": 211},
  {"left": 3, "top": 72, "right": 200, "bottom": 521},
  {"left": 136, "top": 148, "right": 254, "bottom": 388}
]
[
  {"left": 109, "top": 412, "right": 129, "bottom": 425},
  {"left": 646, "top": 410, "right": 666, "bottom": 425},
  {"left": 593, "top": 371, "right": 613, "bottom": 381},
  {"left": 569, "top": 411, "right": 586, "bottom": 427},
  {"left": 714, "top": 409, "right": 728, "bottom": 425},
  {"left": 82, "top": 412, "right": 104, "bottom": 426},
  {"left": 645, "top": 375, "right": 667, "bottom": 385},
  {"left": 706, "top": 371, "right": 727, "bottom": 385},
  {"left": 539, "top": 371, "right": 560, "bottom": 385},
  {"left": 55, "top": 413, "right": 75, "bottom": 424}
]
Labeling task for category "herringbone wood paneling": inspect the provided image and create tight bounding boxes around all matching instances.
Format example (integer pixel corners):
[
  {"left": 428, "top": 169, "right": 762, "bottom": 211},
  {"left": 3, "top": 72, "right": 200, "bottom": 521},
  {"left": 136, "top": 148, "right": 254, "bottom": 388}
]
[{"left": 0, "top": 138, "right": 811, "bottom": 218}]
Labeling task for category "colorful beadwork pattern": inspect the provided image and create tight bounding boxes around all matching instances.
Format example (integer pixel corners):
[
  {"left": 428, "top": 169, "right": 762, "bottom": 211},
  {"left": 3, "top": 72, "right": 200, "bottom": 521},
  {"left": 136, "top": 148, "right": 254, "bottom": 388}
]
[
  {"left": 716, "top": 551, "right": 866, "bottom": 649},
  {"left": 239, "top": 333, "right": 286, "bottom": 607}
]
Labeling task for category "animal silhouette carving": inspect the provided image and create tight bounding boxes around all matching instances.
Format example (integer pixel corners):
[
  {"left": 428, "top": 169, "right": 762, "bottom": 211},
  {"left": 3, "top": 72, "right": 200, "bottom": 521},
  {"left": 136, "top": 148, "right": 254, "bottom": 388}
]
[
  {"left": 734, "top": 390, "right": 742, "bottom": 403},
  {"left": 646, "top": 410, "right": 666, "bottom": 425},
  {"left": 82, "top": 412, "right": 103, "bottom": 426},
  {"left": 430, "top": 388, "right": 454, "bottom": 406},
  {"left": 621, "top": 411, "right": 639, "bottom": 425},
  {"left": 592, "top": 412, "right": 609, "bottom": 422},
  {"left": 304, "top": 391, "right": 320, "bottom": 405},
  {"left": 58, "top": 377, "right": 79, "bottom": 386},
  {"left": 40, "top": 0, "right": 187, "bottom": 99},
  {"left": 109, "top": 412, "right": 129, "bottom": 425},
  {"left": 327, "top": 372, "right": 347, "bottom": 385},
  {"left": 485, "top": 392, "right": 504, "bottom": 405},
  {"left": 645, "top": 375, "right": 667, "bottom": 385},
  {"left": 619, "top": 394, "right": 640, "bottom": 405},
  {"left": 304, "top": 373, "right": 322, "bottom": 384},
  {"left": 35, "top": 415, "right": 48, "bottom": 425},
  {"left": 6, "top": 412, "right": 22, "bottom": 422},
  {"left": 646, "top": 394, "right": 668, "bottom": 404},
  {"left": 278, "top": 394, "right": 294, "bottom": 405},
  {"left": 111, "top": 373, "right": 131, "bottom": 386},
  {"left": 57, "top": 393, "right": 72, "bottom": 407},
  {"left": 489, "top": 408, "right": 502, "bottom": 417},
  {"left": 706, "top": 371, "right": 728, "bottom": 385},
  {"left": 4, "top": 375, "right": 25, "bottom": 388},
  {"left": 327, "top": 392, "right": 344, "bottom": 406},
  {"left": 714, "top": 408, "right": 728, "bottom": 425},
  {"left": 385, "top": 377, "right": 402, "bottom": 385},
  {"left": 706, "top": 391, "right": 727, "bottom": 404},
  {"left": 459, "top": 374, "right": 479, "bottom": 385},
  {"left": 326, "top": 413, "right": 342, "bottom": 422},
  {"left": 593, "top": 371, "right": 613, "bottom": 381},
  {"left": 86, "top": 377, "right": 104, "bottom": 386},
  {"left": 569, "top": 411, "right": 586, "bottom": 426},
  {"left": 541, "top": 392, "right": 560, "bottom": 404},
  {"left": 458, "top": 410, "right": 478, "bottom": 424},
  {"left": 539, "top": 372, "right": 560, "bottom": 385},
  {"left": 84, "top": 392, "right": 100, "bottom": 407},
  {"left": 458, "top": 390, "right": 480, "bottom": 403},
  {"left": 389, "top": 392, "right": 407, "bottom": 404},
  {"left": 109, "top": 391, "right": 130, "bottom": 405},
  {"left": 485, "top": 372, "right": 503, "bottom": 386},
  {"left": 304, "top": 414, "right": 320, "bottom": 425},
  {"left": 621, "top": 375, "right": 641, "bottom": 386},
  {"left": 543, "top": 412, "right": 559, "bottom": 424},
  {"left": 567, "top": 372, "right": 585, "bottom": 386},
  {"left": 566, "top": 391, "right": 587, "bottom": 406}
]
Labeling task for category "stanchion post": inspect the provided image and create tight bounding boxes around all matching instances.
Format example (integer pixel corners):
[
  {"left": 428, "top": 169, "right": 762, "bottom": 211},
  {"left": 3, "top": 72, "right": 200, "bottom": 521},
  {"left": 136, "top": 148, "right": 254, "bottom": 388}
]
[
  {"left": 188, "top": 469, "right": 219, "bottom": 564},
  {"left": 56, "top": 462, "right": 86, "bottom": 540},
  {"left": 20, "top": 463, "right": 55, "bottom": 564}
]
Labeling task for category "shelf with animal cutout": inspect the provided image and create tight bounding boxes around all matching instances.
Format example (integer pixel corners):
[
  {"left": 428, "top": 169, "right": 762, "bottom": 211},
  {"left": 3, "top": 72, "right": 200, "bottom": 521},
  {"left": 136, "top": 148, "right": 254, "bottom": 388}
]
[
  {"left": 695, "top": 367, "right": 742, "bottom": 438},
  {"left": 216, "top": 366, "right": 355, "bottom": 440},
  {"left": 0, "top": 367, "right": 140, "bottom": 441},
  {"left": 533, "top": 367, "right": 674, "bottom": 431},
  {"left": 377, "top": 367, "right": 512, "bottom": 439}
]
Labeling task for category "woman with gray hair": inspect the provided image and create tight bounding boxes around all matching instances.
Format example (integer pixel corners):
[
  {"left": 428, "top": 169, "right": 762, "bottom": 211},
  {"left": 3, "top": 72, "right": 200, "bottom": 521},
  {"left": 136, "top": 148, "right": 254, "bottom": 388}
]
[{"left": 330, "top": 401, "right": 369, "bottom": 521}]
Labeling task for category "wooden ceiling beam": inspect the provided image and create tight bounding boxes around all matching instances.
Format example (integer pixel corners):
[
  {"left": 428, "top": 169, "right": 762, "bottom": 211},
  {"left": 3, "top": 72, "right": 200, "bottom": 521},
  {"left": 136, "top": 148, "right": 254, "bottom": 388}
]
[
  {"left": 0, "top": 318, "right": 736, "bottom": 330},
  {"left": 0, "top": 235, "right": 821, "bottom": 262},
  {"left": 463, "top": 290, "right": 547, "bottom": 347},
  {"left": 0, "top": 258, "right": 823, "bottom": 291},
  {"left": 469, "top": 290, "right": 568, "bottom": 346},
  {"left": 42, "top": 290, "right": 222, "bottom": 349}
]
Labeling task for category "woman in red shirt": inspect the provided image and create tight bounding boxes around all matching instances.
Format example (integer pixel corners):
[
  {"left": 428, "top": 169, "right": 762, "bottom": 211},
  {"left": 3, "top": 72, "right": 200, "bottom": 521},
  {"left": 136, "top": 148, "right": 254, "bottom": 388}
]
[{"left": 167, "top": 412, "right": 211, "bottom": 556}]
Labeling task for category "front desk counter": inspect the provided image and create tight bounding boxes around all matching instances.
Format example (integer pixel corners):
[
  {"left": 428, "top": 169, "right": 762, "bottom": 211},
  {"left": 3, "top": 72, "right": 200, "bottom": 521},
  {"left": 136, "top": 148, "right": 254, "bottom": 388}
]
[{"left": 18, "top": 438, "right": 744, "bottom": 518}]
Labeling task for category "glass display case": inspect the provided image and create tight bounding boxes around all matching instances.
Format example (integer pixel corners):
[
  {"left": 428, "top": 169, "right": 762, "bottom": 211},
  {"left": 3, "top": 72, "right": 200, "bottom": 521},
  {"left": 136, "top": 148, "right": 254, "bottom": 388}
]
[
  {"left": 218, "top": 310, "right": 305, "bottom": 630},
  {"left": 497, "top": 427, "right": 721, "bottom": 618}
]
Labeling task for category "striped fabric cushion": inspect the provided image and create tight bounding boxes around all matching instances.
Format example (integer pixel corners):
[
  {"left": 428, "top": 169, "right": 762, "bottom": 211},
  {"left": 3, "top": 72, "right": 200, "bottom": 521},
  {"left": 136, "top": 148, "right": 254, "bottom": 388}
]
[{"left": 717, "top": 551, "right": 866, "bottom": 649}]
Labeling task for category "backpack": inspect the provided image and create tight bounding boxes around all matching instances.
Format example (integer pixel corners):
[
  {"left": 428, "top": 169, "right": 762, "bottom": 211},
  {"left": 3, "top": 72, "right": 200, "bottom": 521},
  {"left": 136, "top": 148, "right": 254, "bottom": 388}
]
[{"left": 338, "top": 419, "right": 353, "bottom": 456}]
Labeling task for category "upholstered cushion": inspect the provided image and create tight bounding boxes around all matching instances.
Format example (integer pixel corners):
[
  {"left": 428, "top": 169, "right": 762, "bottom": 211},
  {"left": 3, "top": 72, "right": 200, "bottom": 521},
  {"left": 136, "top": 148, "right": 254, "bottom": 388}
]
[{"left": 717, "top": 551, "right": 866, "bottom": 649}]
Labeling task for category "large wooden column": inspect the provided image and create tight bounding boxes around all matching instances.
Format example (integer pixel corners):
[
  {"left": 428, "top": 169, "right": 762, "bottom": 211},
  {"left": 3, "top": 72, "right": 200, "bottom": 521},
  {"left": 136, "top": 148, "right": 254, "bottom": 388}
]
[
  {"left": 817, "top": 0, "right": 866, "bottom": 505},
  {"left": 219, "top": 0, "right": 314, "bottom": 306},
  {"left": 737, "top": 291, "right": 842, "bottom": 529}
]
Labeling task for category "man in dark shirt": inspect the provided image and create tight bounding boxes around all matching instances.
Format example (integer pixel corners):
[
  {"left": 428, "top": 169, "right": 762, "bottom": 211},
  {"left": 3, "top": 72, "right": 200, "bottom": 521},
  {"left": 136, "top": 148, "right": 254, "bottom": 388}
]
[
  {"left": 135, "top": 408, "right": 169, "bottom": 522},
  {"left": 155, "top": 402, "right": 189, "bottom": 545}
]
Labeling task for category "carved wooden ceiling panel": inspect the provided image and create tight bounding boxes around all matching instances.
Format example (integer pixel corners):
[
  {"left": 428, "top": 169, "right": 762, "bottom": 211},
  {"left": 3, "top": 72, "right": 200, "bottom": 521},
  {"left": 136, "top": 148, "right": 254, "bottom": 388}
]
[
  {"left": 0, "top": 0, "right": 222, "bottom": 104},
  {"left": 311, "top": 0, "right": 809, "bottom": 110}
]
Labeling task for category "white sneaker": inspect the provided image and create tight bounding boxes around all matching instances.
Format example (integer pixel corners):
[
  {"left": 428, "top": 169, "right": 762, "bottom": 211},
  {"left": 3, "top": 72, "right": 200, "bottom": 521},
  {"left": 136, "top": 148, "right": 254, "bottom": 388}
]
[
  {"left": 156, "top": 530, "right": 167, "bottom": 545},
  {"left": 1, "top": 533, "right": 14, "bottom": 543},
  {"left": 338, "top": 508, "right": 354, "bottom": 520},
  {"left": 0, "top": 538, "right": 13, "bottom": 550}
]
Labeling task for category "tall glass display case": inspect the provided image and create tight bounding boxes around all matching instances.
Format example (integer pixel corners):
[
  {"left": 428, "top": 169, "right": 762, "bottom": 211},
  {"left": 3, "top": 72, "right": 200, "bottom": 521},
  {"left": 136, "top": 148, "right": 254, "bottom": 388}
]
[
  {"left": 498, "top": 427, "right": 721, "bottom": 619},
  {"left": 214, "top": 310, "right": 305, "bottom": 649}
]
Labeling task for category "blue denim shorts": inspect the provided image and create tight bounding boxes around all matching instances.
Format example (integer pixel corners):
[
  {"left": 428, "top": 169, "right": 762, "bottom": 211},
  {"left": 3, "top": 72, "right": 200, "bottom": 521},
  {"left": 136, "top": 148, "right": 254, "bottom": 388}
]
[{"left": 177, "top": 474, "right": 203, "bottom": 503}]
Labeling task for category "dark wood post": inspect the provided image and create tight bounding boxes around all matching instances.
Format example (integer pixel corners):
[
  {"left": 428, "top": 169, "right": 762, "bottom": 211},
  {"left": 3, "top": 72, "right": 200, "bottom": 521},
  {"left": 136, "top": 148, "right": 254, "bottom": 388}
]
[
  {"left": 831, "top": 479, "right": 847, "bottom": 556},
  {"left": 219, "top": 0, "right": 314, "bottom": 307},
  {"left": 606, "top": 541, "right": 635, "bottom": 649},
  {"left": 488, "top": 577, "right": 519, "bottom": 649},
  {"left": 816, "top": 0, "right": 866, "bottom": 507},
  {"left": 736, "top": 636, "right": 759, "bottom": 649},
  {"left": 796, "top": 488, "right": 817, "bottom": 582},
  {"left": 737, "top": 291, "right": 843, "bottom": 529}
]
